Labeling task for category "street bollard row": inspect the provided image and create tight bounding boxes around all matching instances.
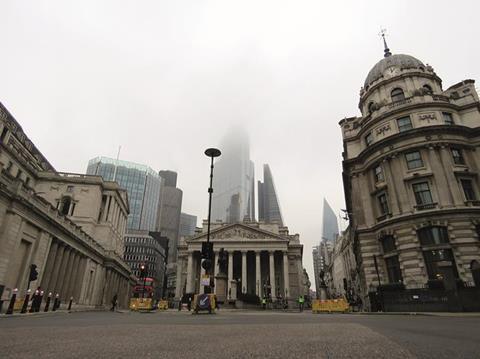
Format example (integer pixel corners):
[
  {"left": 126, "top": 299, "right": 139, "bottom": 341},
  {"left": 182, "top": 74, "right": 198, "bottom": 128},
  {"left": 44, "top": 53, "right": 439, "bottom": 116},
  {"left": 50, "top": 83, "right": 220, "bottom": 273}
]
[{"left": 4, "top": 290, "right": 68, "bottom": 315}]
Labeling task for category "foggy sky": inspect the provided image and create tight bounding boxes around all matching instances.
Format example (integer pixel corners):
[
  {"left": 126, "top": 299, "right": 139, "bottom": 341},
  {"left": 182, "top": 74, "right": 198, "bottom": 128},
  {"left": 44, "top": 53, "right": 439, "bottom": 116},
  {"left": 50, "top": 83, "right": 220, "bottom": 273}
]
[{"left": 1, "top": 0, "right": 479, "bottom": 286}]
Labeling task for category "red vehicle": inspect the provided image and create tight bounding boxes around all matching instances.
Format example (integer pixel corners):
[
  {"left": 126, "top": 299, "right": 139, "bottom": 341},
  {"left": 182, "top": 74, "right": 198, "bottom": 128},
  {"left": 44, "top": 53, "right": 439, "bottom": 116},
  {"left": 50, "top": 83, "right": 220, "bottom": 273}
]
[{"left": 132, "top": 277, "right": 155, "bottom": 298}]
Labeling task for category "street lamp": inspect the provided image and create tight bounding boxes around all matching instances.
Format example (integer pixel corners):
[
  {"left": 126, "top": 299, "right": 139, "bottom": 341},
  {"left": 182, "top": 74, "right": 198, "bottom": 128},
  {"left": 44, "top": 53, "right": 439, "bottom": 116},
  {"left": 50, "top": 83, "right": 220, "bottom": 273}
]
[{"left": 203, "top": 148, "right": 221, "bottom": 294}]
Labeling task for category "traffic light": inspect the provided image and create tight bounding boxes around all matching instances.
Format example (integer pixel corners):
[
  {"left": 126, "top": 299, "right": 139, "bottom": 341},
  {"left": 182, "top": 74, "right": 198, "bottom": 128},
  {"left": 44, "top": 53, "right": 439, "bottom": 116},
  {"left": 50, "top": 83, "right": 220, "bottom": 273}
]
[
  {"left": 29, "top": 264, "right": 38, "bottom": 282},
  {"left": 201, "top": 258, "right": 212, "bottom": 271},
  {"left": 201, "top": 242, "right": 213, "bottom": 259}
]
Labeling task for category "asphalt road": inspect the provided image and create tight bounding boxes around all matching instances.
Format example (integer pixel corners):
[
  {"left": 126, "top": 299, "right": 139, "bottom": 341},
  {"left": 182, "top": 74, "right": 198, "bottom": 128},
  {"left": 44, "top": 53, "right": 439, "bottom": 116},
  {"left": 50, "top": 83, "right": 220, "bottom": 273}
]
[{"left": 0, "top": 310, "right": 479, "bottom": 359}]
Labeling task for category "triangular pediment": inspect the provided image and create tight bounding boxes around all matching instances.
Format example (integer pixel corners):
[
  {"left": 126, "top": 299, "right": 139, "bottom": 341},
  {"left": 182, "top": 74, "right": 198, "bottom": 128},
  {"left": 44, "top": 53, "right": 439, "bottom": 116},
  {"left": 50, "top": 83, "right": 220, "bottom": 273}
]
[{"left": 189, "top": 223, "right": 287, "bottom": 242}]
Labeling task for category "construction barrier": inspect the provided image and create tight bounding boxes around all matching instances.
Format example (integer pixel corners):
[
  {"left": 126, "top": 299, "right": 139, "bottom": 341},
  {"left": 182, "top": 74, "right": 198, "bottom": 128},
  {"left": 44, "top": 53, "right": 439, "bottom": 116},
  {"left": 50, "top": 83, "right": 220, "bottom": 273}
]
[
  {"left": 193, "top": 293, "right": 216, "bottom": 313},
  {"left": 157, "top": 300, "right": 168, "bottom": 310},
  {"left": 312, "top": 298, "right": 350, "bottom": 313},
  {"left": 129, "top": 298, "right": 153, "bottom": 311},
  {"left": 14, "top": 299, "right": 25, "bottom": 312}
]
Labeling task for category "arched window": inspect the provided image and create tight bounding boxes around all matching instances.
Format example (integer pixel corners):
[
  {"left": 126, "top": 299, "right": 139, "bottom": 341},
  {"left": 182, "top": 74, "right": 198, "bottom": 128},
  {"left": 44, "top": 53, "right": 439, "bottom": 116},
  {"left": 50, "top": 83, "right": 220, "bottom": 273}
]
[
  {"left": 60, "top": 196, "right": 71, "bottom": 216},
  {"left": 391, "top": 88, "right": 405, "bottom": 102},
  {"left": 368, "top": 102, "right": 375, "bottom": 114},
  {"left": 423, "top": 84, "right": 432, "bottom": 93}
]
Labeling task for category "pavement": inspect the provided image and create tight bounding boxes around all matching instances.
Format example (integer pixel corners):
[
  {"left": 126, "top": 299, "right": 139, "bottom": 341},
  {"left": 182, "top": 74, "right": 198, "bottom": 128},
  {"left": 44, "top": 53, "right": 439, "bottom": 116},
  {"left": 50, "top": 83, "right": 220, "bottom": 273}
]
[{"left": 0, "top": 310, "right": 479, "bottom": 358}]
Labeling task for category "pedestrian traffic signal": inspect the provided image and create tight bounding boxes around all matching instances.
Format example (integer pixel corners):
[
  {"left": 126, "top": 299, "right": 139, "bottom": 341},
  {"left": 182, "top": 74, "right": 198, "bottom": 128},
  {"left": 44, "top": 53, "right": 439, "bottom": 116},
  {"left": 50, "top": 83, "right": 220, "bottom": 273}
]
[
  {"left": 29, "top": 264, "right": 38, "bottom": 282},
  {"left": 201, "top": 242, "right": 213, "bottom": 259}
]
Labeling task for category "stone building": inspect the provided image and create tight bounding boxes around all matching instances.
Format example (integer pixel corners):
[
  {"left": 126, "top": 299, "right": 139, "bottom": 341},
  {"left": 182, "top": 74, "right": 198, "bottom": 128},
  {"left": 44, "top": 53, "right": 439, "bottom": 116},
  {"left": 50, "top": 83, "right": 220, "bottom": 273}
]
[
  {"left": 175, "top": 220, "right": 304, "bottom": 306},
  {"left": 0, "top": 102, "right": 132, "bottom": 309},
  {"left": 340, "top": 40, "right": 480, "bottom": 306}
]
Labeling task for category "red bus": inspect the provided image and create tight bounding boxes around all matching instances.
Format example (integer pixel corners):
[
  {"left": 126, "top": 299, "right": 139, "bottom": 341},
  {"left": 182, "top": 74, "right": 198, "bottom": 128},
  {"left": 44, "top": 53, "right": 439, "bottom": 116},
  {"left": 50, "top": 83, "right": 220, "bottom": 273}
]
[{"left": 132, "top": 277, "right": 155, "bottom": 298}]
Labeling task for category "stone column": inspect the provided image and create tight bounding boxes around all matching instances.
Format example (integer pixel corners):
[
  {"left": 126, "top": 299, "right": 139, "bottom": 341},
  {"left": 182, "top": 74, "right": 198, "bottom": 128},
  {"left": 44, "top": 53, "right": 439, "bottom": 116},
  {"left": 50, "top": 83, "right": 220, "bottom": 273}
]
[
  {"left": 175, "top": 257, "right": 183, "bottom": 300},
  {"left": 283, "top": 252, "right": 290, "bottom": 299},
  {"left": 41, "top": 240, "right": 58, "bottom": 290},
  {"left": 228, "top": 251, "right": 233, "bottom": 299},
  {"left": 66, "top": 253, "right": 80, "bottom": 300},
  {"left": 439, "top": 146, "right": 464, "bottom": 206},
  {"left": 56, "top": 248, "right": 72, "bottom": 299},
  {"left": 255, "top": 251, "right": 261, "bottom": 297},
  {"left": 60, "top": 250, "right": 76, "bottom": 300},
  {"left": 186, "top": 252, "right": 193, "bottom": 293},
  {"left": 74, "top": 256, "right": 88, "bottom": 304},
  {"left": 269, "top": 251, "right": 276, "bottom": 300},
  {"left": 48, "top": 244, "right": 65, "bottom": 294},
  {"left": 297, "top": 257, "right": 304, "bottom": 297},
  {"left": 213, "top": 251, "right": 219, "bottom": 290},
  {"left": 241, "top": 251, "right": 247, "bottom": 294}
]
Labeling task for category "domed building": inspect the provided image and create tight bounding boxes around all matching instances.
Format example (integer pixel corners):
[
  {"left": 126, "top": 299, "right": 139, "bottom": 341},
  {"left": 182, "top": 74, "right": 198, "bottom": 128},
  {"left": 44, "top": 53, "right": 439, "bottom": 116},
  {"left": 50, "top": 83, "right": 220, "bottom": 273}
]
[{"left": 340, "top": 39, "right": 480, "bottom": 310}]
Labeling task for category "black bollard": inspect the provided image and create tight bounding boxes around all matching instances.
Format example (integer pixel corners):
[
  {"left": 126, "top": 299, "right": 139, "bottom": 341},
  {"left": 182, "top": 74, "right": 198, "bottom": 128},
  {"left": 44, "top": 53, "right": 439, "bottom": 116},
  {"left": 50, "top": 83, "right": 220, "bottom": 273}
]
[
  {"left": 21, "top": 290, "right": 31, "bottom": 314},
  {"left": 52, "top": 293, "right": 59, "bottom": 311},
  {"left": 36, "top": 291, "right": 44, "bottom": 312},
  {"left": 5, "top": 288, "right": 18, "bottom": 315},
  {"left": 44, "top": 293, "right": 52, "bottom": 312},
  {"left": 29, "top": 290, "right": 39, "bottom": 313},
  {"left": 68, "top": 297, "right": 73, "bottom": 311}
]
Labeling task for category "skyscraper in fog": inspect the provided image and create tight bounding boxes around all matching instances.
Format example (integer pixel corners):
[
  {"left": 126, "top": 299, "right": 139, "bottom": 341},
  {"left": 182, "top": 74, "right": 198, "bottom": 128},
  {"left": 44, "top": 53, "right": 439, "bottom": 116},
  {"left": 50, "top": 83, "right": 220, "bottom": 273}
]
[
  {"left": 179, "top": 212, "right": 197, "bottom": 237},
  {"left": 322, "top": 198, "right": 339, "bottom": 242},
  {"left": 86, "top": 156, "right": 162, "bottom": 231},
  {"left": 211, "top": 129, "right": 255, "bottom": 223},
  {"left": 258, "top": 164, "right": 284, "bottom": 226}
]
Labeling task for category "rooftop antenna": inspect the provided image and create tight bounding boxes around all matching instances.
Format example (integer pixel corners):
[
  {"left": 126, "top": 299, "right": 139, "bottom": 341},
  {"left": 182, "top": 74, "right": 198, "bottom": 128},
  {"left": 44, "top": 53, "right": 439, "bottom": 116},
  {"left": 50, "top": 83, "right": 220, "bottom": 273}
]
[
  {"left": 112, "top": 145, "right": 121, "bottom": 181},
  {"left": 379, "top": 28, "right": 391, "bottom": 57}
]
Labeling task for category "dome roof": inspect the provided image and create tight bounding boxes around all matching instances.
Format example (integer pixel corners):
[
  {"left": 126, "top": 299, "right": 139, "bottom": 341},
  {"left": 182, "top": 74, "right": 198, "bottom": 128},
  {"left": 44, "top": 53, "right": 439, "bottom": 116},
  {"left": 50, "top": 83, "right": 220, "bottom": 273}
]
[{"left": 364, "top": 53, "right": 425, "bottom": 88}]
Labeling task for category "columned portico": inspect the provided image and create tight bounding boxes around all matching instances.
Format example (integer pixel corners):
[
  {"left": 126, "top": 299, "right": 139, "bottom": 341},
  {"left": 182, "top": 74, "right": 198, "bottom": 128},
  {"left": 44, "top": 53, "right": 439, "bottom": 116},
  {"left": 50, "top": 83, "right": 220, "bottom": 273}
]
[{"left": 176, "top": 221, "right": 303, "bottom": 306}]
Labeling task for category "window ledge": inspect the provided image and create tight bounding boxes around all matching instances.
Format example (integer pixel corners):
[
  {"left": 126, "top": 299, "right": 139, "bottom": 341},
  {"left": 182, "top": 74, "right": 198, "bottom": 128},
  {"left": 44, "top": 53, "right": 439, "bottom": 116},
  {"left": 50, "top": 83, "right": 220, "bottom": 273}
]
[
  {"left": 404, "top": 172, "right": 433, "bottom": 182},
  {"left": 465, "top": 200, "right": 480, "bottom": 207},
  {"left": 376, "top": 213, "right": 392, "bottom": 222},
  {"left": 415, "top": 202, "right": 437, "bottom": 211}
]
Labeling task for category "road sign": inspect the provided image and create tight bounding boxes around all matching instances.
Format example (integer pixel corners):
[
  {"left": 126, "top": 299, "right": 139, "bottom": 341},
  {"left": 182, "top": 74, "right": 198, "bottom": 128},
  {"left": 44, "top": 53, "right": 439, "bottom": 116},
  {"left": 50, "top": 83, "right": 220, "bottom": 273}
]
[{"left": 201, "top": 274, "right": 210, "bottom": 286}]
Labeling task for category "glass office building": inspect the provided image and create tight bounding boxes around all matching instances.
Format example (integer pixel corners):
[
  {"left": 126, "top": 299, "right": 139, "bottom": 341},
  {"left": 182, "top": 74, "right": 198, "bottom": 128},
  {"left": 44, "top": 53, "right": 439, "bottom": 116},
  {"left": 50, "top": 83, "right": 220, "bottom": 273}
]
[
  {"left": 87, "top": 157, "right": 162, "bottom": 231},
  {"left": 211, "top": 129, "right": 255, "bottom": 223},
  {"left": 322, "top": 198, "right": 339, "bottom": 242},
  {"left": 258, "top": 164, "right": 284, "bottom": 226}
]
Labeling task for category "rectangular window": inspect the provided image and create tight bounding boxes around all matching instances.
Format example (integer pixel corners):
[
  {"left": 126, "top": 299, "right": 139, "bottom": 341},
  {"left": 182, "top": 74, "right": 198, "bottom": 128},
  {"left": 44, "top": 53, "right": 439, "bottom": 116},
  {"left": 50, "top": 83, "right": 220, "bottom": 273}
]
[
  {"left": 460, "top": 179, "right": 476, "bottom": 201},
  {"left": 397, "top": 116, "right": 413, "bottom": 132},
  {"left": 417, "top": 226, "right": 449, "bottom": 245},
  {"left": 412, "top": 182, "right": 433, "bottom": 206},
  {"left": 378, "top": 193, "right": 389, "bottom": 215},
  {"left": 365, "top": 132, "right": 373, "bottom": 146},
  {"left": 451, "top": 148, "right": 465, "bottom": 165},
  {"left": 381, "top": 235, "right": 396, "bottom": 253},
  {"left": 405, "top": 151, "right": 423, "bottom": 170},
  {"left": 423, "top": 249, "right": 458, "bottom": 280},
  {"left": 385, "top": 256, "right": 403, "bottom": 283},
  {"left": 442, "top": 112, "right": 454, "bottom": 125},
  {"left": 374, "top": 165, "right": 384, "bottom": 183}
]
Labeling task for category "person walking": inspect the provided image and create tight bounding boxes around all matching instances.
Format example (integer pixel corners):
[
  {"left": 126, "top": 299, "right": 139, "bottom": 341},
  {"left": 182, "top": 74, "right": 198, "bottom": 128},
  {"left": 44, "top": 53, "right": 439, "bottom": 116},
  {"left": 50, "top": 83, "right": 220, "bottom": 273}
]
[
  {"left": 261, "top": 297, "right": 267, "bottom": 310},
  {"left": 298, "top": 295, "right": 304, "bottom": 312},
  {"left": 110, "top": 294, "right": 118, "bottom": 312}
]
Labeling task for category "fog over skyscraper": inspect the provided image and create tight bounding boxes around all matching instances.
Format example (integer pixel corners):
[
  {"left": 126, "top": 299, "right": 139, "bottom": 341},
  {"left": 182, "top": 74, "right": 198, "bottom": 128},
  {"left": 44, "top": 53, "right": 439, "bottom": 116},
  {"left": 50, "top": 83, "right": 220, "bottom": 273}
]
[
  {"left": 211, "top": 129, "right": 255, "bottom": 223},
  {"left": 258, "top": 164, "right": 284, "bottom": 226}
]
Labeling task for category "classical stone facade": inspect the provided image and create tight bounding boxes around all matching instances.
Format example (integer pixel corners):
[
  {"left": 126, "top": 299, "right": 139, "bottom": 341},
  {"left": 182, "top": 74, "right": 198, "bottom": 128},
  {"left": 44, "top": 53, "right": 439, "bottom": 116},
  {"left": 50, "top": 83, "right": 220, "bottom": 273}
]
[
  {"left": 0, "top": 102, "right": 133, "bottom": 309},
  {"left": 175, "top": 220, "right": 303, "bottom": 305},
  {"left": 340, "top": 43, "right": 480, "bottom": 307}
]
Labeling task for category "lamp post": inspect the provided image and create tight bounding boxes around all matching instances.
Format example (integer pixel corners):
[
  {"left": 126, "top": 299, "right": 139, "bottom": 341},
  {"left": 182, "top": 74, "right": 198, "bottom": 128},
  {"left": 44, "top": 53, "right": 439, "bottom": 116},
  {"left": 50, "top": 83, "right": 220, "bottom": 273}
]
[{"left": 203, "top": 148, "right": 221, "bottom": 294}]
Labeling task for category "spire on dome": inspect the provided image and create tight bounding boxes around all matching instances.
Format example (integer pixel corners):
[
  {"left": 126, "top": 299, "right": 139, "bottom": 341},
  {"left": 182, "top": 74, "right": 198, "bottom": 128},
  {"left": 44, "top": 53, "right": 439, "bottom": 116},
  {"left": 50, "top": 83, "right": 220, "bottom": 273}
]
[{"left": 380, "top": 28, "right": 391, "bottom": 57}]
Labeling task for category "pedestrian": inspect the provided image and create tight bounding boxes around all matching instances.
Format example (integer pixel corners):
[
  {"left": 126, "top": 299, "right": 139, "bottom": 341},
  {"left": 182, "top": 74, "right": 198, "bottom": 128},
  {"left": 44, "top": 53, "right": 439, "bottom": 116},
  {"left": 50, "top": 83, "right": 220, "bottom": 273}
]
[
  {"left": 187, "top": 295, "right": 192, "bottom": 311},
  {"left": 110, "top": 294, "right": 118, "bottom": 312},
  {"left": 262, "top": 297, "right": 267, "bottom": 310},
  {"left": 298, "top": 295, "right": 304, "bottom": 312}
]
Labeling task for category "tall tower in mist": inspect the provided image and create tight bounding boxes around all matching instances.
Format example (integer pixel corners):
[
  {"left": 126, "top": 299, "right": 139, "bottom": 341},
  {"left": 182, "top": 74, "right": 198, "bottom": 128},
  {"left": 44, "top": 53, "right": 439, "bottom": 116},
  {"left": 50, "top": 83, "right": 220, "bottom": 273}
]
[
  {"left": 322, "top": 198, "right": 339, "bottom": 242},
  {"left": 258, "top": 164, "right": 284, "bottom": 226},
  {"left": 211, "top": 129, "right": 255, "bottom": 223}
]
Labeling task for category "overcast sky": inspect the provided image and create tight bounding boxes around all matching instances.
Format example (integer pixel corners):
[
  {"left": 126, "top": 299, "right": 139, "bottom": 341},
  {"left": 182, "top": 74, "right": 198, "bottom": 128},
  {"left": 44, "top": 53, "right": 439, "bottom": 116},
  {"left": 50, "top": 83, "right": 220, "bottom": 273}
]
[{"left": 1, "top": 0, "right": 479, "bottom": 286}]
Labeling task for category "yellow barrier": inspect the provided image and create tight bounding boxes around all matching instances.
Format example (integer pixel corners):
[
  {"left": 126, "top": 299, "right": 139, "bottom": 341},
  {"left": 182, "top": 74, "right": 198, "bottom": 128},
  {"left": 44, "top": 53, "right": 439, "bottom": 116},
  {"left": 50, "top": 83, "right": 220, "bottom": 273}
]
[
  {"left": 14, "top": 299, "right": 25, "bottom": 312},
  {"left": 157, "top": 300, "right": 168, "bottom": 310},
  {"left": 312, "top": 298, "right": 350, "bottom": 313},
  {"left": 129, "top": 298, "right": 153, "bottom": 311}
]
